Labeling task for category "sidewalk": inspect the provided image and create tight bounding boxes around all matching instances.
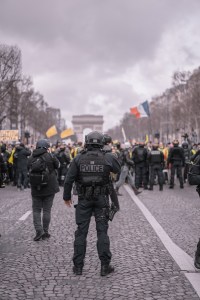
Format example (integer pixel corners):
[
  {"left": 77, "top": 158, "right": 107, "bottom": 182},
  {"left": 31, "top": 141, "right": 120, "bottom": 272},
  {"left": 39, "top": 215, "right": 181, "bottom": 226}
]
[{"left": 0, "top": 186, "right": 199, "bottom": 299}]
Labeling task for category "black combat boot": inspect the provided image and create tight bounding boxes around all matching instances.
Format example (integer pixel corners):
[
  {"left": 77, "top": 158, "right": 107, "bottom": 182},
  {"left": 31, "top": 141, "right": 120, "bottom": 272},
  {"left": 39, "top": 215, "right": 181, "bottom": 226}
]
[
  {"left": 34, "top": 231, "right": 45, "bottom": 241},
  {"left": 73, "top": 266, "right": 83, "bottom": 275},
  {"left": 194, "top": 240, "right": 200, "bottom": 269},
  {"left": 159, "top": 186, "right": 163, "bottom": 191},
  {"left": 100, "top": 264, "right": 114, "bottom": 276}
]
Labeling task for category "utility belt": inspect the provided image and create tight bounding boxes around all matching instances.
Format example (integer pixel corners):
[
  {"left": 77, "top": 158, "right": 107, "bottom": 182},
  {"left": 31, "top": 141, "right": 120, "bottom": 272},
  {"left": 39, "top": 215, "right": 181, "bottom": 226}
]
[{"left": 77, "top": 183, "right": 111, "bottom": 199}]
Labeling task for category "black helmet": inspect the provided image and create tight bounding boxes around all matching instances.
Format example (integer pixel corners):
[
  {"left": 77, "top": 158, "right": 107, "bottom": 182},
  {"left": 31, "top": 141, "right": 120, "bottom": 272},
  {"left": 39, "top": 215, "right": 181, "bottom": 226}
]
[
  {"left": 103, "top": 134, "right": 112, "bottom": 145},
  {"left": 36, "top": 139, "right": 50, "bottom": 149},
  {"left": 182, "top": 141, "right": 188, "bottom": 149},
  {"left": 85, "top": 131, "right": 104, "bottom": 147}
]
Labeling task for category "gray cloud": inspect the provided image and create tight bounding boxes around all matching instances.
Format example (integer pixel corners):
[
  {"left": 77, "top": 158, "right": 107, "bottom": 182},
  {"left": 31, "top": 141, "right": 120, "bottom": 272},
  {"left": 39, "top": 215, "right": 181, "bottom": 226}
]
[{"left": 1, "top": 0, "right": 200, "bottom": 129}]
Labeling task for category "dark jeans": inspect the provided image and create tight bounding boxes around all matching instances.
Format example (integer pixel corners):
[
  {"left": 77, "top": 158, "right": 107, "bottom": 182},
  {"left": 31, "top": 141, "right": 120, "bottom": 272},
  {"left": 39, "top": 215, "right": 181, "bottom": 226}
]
[
  {"left": 184, "top": 163, "right": 189, "bottom": 181},
  {"left": 73, "top": 195, "right": 111, "bottom": 268},
  {"left": 58, "top": 165, "right": 67, "bottom": 186},
  {"left": 170, "top": 163, "right": 183, "bottom": 186},
  {"left": 32, "top": 194, "right": 54, "bottom": 233},
  {"left": 115, "top": 165, "right": 137, "bottom": 191},
  {"left": 149, "top": 165, "right": 164, "bottom": 189},
  {"left": 17, "top": 169, "right": 28, "bottom": 188}
]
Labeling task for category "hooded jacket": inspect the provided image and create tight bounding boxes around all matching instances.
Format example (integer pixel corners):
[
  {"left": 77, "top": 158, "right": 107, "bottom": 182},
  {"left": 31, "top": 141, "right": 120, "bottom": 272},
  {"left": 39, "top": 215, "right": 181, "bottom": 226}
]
[{"left": 14, "top": 145, "right": 31, "bottom": 171}]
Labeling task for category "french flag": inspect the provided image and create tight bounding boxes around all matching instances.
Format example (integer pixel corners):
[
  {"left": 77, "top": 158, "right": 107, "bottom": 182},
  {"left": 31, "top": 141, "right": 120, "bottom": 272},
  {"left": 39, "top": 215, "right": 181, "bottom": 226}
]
[{"left": 130, "top": 100, "right": 150, "bottom": 118}]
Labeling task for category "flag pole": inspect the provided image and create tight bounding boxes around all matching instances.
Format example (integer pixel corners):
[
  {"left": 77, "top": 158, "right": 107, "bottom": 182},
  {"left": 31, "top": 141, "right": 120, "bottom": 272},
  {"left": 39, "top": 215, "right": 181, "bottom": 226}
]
[{"left": 149, "top": 116, "right": 153, "bottom": 140}]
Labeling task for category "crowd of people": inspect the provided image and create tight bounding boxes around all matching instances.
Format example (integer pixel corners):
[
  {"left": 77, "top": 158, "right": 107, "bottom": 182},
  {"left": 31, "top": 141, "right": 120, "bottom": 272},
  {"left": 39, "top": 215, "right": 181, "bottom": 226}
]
[
  {"left": 0, "top": 137, "right": 200, "bottom": 192},
  {"left": 0, "top": 134, "right": 200, "bottom": 273},
  {"left": 0, "top": 141, "right": 80, "bottom": 190}
]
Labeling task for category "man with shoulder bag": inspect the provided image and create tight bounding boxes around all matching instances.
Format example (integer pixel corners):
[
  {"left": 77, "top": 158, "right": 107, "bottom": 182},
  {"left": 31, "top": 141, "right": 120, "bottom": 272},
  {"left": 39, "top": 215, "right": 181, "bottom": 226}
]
[{"left": 28, "top": 139, "right": 60, "bottom": 241}]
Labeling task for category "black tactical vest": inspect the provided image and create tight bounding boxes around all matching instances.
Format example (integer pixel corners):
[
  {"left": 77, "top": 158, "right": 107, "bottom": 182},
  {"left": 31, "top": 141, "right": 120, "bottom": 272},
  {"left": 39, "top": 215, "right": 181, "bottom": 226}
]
[
  {"left": 150, "top": 150, "right": 162, "bottom": 164},
  {"left": 134, "top": 147, "right": 146, "bottom": 163},
  {"left": 78, "top": 151, "right": 110, "bottom": 186},
  {"left": 171, "top": 147, "right": 183, "bottom": 161}
]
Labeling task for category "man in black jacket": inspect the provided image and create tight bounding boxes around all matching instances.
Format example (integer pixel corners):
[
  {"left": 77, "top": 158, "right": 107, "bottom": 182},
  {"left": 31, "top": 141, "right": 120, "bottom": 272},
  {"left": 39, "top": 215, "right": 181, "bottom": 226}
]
[
  {"left": 63, "top": 131, "right": 121, "bottom": 276},
  {"left": 28, "top": 139, "right": 60, "bottom": 241},
  {"left": 15, "top": 143, "right": 31, "bottom": 190},
  {"left": 167, "top": 140, "right": 185, "bottom": 189},
  {"left": 55, "top": 143, "right": 71, "bottom": 186}
]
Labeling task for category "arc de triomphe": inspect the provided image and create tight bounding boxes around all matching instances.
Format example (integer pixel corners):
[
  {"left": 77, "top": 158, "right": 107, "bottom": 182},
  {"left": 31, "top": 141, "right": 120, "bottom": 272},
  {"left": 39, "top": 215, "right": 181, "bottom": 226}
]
[{"left": 72, "top": 114, "right": 104, "bottom": 142}]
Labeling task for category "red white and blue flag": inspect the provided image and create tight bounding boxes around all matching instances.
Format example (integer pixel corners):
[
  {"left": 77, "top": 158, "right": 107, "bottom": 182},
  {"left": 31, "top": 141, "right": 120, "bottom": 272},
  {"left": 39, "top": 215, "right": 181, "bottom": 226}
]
[{"left": 130, "top": 100, "right": 150, "bottom": 118}]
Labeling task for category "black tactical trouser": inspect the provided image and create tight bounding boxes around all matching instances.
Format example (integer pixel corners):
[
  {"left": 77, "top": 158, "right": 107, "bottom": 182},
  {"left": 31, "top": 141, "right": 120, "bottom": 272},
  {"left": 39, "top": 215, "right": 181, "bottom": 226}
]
[
  {"left": 170, "top": 163, "right": 184, "bottom": 187},
  {"left": 0, "top": 169, "right": 3, "bottom": 187},
  {"left": 73, "top": 195, "right": 111, "bottom": 268},
  {"left": 135, "top": 164, "right": 148, "bottom": 189},
  {"left": 149, "top": 165, "right": 164, "bottom": 189},
  {"left": 196, "top": 240, "right": 200, "bottom": 256}
]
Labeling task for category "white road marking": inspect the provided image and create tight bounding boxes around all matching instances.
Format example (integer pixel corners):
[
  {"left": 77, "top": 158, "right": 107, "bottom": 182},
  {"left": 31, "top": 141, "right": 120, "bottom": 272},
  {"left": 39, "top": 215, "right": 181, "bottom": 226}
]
[
  {"left": 124, "top": 185, "right": 200, "bottom": 298},
  {"left": 185, "top": 273, "right": 200, "bottom": 297},
  {"left": 19, "top": 210, "right": 32, "bottom": 221}
]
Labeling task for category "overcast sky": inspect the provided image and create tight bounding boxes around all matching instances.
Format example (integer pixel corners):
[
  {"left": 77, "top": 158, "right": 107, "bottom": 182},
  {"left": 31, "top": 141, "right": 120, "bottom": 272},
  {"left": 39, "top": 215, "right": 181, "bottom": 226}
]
[{"left": 1, "top": 0, "right": 200, "bottom": 130}]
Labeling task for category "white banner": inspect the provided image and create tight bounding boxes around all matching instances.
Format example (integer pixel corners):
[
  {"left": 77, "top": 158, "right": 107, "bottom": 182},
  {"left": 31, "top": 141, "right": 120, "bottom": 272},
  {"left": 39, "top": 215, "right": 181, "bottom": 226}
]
[{"left": 0, "top": 130, "right": 19, "bottom": 142}]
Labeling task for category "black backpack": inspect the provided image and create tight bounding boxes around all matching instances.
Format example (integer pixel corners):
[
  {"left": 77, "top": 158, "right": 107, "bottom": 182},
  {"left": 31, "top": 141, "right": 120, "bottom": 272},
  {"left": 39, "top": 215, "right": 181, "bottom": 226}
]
[
  {"left": 29, "top": 155, "right": 50, "bottom": 188},
  {"left": 188, "top": 154, "right": 200, "bottom": 185}
]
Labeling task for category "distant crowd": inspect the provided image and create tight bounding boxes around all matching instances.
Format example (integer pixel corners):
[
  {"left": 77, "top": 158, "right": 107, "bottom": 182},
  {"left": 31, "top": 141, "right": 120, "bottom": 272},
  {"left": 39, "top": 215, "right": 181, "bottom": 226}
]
[{"left": 0, "top": 137, "right": 199, "bottom": 191}]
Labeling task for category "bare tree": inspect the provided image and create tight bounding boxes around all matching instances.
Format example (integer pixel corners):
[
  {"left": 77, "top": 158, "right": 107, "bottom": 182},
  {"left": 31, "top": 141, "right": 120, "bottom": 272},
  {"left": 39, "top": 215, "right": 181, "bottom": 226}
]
[
  {"left": 172, "top": 70, "right": 191, "bottom": 87},
  {"left": 0, "top": 44, "right": 22, "bottom": 113}
]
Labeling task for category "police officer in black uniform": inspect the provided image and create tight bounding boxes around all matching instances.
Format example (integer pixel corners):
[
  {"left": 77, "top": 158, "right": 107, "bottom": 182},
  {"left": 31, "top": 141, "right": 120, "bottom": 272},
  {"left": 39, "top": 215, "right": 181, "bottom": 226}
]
[
  {"left": 167, "top": 139, "right": 185, "bottom": 189},
  {"left": 148, "top": 143, "right": 164, "bottom": 191},
  {"left": 132, "top": 141, "right": 148, "bottom": 189},
  {"left": 181, "top": 141, "right": 191, "bottom": 183},
  {"left": 63, "top": 131, "right": 121, "bottom": 276}
]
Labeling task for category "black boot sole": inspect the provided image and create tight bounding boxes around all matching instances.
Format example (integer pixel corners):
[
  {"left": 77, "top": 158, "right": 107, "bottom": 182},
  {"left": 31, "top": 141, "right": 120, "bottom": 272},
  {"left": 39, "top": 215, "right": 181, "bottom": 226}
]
[{"left": 101, "top": 266, "right": 114, "bottom": 276}]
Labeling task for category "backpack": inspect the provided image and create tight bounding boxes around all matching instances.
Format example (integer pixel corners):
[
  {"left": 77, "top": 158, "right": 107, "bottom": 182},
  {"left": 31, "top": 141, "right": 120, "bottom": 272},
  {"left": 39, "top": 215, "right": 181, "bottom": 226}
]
[
  {"left": 29, "top": 155, "right": 50, "bottom": 188},
  {"left": 188, "top": 154, "right": 200, "bottom": 185}
]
